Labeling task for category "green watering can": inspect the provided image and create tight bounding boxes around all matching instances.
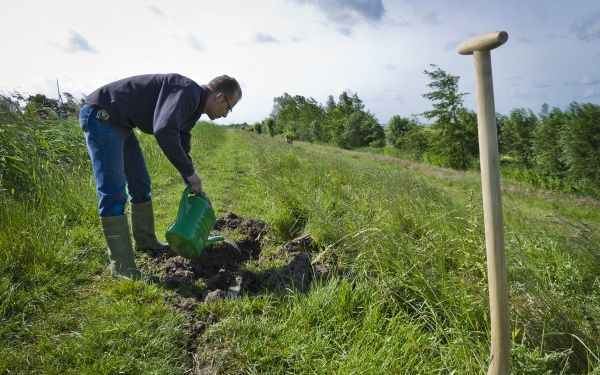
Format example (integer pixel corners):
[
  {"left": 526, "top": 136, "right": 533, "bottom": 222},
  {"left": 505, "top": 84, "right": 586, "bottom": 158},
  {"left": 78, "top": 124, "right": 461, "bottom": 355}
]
[{"left": 165, "top": 186, "right": 224, "bottom": 259}]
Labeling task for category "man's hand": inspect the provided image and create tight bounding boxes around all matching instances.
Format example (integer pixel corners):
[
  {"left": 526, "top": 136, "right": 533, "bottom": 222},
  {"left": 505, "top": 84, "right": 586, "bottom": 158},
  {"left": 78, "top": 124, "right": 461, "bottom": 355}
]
[{"left": 185, "top": 172, "right": 202, "bottom": 194}]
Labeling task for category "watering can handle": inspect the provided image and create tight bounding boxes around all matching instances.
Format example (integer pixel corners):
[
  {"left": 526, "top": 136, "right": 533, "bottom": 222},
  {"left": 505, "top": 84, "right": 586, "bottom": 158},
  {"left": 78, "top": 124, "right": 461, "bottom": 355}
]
[
  {"left": 177, "top": 186, "right": 191, "bottom": 220},
  {"left": 177, "top": 186, "right": 211, "bottom": 221}
]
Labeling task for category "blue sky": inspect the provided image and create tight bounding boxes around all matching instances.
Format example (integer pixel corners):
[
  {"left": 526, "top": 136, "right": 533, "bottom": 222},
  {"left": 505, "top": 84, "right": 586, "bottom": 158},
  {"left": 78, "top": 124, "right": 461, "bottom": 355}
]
[{"left": 1, "top": 0, "right": 599, "bottom": 125}]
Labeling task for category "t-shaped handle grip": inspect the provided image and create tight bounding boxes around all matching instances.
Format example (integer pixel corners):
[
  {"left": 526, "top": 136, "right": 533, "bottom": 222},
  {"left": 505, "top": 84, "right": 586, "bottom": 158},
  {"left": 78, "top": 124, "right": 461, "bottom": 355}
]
[{"left": 458, "top": 31, "right": 508, "bottom": 55}]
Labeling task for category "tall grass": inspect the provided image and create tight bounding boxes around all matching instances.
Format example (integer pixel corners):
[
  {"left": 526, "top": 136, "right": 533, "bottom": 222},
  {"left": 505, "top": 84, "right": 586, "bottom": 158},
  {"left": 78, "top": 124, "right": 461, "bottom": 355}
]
[
  {"left": 0, "top": 113, "right": 190, "bottom": 373},
  {"left": 0, "top": 114, "right": 95, "bottom": 333},
  {"left": 191, "top": 129, "right": 598, "bottom": 374},
  {"left": 1, "top": 117, "right": 598, "bottom": 373}
]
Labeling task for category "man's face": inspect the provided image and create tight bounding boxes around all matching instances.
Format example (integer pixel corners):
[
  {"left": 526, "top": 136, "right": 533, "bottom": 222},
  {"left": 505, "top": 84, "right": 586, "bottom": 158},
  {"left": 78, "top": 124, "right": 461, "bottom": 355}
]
[{"left": 208, "top": 92, "right": 237, "bottom": 120}]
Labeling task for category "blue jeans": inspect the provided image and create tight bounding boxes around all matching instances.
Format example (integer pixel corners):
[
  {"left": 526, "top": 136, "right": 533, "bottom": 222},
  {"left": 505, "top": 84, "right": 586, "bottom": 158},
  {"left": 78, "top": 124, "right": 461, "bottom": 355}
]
[{"left": 79, "top": 104, "right": 152, "bottom": 217}]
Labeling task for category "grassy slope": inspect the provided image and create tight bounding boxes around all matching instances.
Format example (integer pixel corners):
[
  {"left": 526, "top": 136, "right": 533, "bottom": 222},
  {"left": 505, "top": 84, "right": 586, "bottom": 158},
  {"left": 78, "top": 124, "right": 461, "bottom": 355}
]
[{"left": 1, "top": 123, "right": 598, "bottom": 374}]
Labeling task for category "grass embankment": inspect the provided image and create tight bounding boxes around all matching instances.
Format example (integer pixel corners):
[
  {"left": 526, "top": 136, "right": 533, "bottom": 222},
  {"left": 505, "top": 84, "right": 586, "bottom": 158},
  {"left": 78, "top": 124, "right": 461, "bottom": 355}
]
[{"left": 1, "top": 119, "right": 598, "bottom": 374}]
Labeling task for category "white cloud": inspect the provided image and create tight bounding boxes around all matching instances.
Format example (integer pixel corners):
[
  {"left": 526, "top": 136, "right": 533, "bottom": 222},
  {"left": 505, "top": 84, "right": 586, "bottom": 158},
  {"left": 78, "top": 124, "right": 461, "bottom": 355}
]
[
  {"left": 291, "top": 0, "right": 385, "bottom": 35},
  {"left": 415, "top": 7, "right": 441, "bottom": 25},
  {"left": 565, "top": 74, "right": 600, "bottom": 86},
  {"left": 188, "top": 35, "right": 203, "bottom": 51},
  {"left": 571, "top": 10, "right": 600, "bottom": 41},
  {"left": 66, "top": 30, "right": 97, "bottom": 53},
  {"left": 583, "top": 89, "right": 599, "bottom": 98},
  {"left": 254, "top": 32, "right": 279, "bottom": 44},
  {"left": 148, "top": 5, "right": 165, "bottom": 18}
]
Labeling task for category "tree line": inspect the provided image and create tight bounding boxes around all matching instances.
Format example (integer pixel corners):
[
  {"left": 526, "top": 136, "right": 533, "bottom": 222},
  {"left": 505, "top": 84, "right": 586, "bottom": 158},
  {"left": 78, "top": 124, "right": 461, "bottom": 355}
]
[
  {"left": 258, "top": 91, "right": 385, "bottom": 149},
  {"left": 0, "top": 91, "right": 82, "bottom": 121},
  {"left": 250, "top": 65, "right": 599, "bottom": 198},
  {"left": 1, "top": 66, "right": 597, "bottom": 198}
]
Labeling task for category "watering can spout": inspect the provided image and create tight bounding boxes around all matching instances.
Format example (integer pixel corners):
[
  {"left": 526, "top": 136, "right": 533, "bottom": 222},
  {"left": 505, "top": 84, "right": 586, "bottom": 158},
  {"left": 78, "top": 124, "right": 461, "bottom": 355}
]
[{"left": 165, "top": 187, "right": 224, "bottom": 259}]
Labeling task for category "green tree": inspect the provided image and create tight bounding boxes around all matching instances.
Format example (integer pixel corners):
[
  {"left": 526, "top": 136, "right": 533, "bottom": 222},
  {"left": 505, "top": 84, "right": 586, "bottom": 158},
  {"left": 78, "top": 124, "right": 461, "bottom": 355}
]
[
  {"left": 0, "top": 94, "right": 22, "bottom": 122},
  {"left": 327, "top": 91, "right": 384, "bottom": 149},
  {"left": 264, "top": 118, "right": 275, "bottom": 137},
  {"left": 401, "top": 126, "right": 431, "bottom": 160},
  {"left": 361, "top": 112, "right": 385, "bottom": 147},
  {"left": 310, "top": 120, "right": 323, "bottom": 142},
  {"left": 457, "top": 108, "right": 479, "bottom": 159},
  {"left": 384, "top": 114, "right": 430, "bottom": 158},
  {"left": 533, "top": 105, "right": 567, "bottom": 177},
  {"left": 24, "top": 94, "right": 60, "bottom": 119},
  {"left": 323, "top": 97, "right": 345, "bottom": 145},
  {"left": 500, "top": 108, "right": 538, "bottom": 167},
  {"left": 269, "top": 91, "right": 384, "bottom": 148},
  {"left": 59, "top": 92, "right": 81, "bottom": 117},
  {"left": 271, "top": 93, "right": 324, "bottom": 141},
  {"left": 422, "top": 65, "right": 474, "bottom": 170},
  {"left": 422, "top": 65, "right": 467, "bottom": 126},
  {"left": 561, "top": 102, "right": 600, "bottom": 186},
  {"left": 338, "top": 112, "right": 363, "bottom": 149},
  {"left": 386, "top": 115, "right": 418, "bottom": 148}
]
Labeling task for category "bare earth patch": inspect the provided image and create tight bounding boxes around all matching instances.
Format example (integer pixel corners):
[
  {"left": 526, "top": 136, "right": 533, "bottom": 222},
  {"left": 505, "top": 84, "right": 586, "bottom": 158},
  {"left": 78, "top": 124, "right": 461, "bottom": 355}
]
[{"left": 139, "top": 212, "right": 328, "bottom": 374}]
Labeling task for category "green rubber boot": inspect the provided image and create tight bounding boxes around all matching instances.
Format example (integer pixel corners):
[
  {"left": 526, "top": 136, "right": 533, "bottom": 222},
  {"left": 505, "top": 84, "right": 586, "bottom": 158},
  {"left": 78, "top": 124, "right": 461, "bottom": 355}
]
[
  {"left": 131, "top": 200, "right": 171, "bottom": 253},
  {"left": 100, "top": 215, "right": 142, "bottom": 280}
]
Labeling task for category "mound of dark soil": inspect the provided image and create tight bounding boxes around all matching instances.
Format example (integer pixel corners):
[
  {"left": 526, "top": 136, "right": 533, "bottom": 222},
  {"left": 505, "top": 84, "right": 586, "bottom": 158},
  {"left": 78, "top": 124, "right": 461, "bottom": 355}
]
[
  {"left": 138, "top": 212, "right": 330, "bottom": 372},
  {"left": 141, "top": 212, "right": 324, "bottom": 302}
]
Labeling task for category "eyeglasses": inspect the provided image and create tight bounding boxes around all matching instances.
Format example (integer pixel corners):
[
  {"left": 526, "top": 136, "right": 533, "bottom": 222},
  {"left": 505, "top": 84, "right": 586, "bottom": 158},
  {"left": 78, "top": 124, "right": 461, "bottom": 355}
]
[{"left": 223, "top": 94, "right": 233, "bottom": 113}]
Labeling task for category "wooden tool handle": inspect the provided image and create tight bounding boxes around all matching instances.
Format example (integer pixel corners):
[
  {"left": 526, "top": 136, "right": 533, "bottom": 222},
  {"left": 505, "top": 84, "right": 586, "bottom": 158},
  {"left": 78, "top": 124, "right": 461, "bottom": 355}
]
[{"left": 458, "top": 31, "right": 508, "bottom": 55}]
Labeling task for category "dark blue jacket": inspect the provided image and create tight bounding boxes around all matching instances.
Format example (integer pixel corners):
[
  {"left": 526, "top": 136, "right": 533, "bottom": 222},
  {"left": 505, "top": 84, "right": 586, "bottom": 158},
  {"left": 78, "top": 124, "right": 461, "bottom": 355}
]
[{"left": 86, "top": 73, "right": 207, "bottom": 178}]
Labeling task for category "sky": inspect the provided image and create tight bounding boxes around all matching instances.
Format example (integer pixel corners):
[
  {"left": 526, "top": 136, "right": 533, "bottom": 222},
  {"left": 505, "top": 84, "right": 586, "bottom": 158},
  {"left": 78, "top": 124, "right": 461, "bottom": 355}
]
[{"left": 1, "top": 0, "right": 599, "bottom": 125}]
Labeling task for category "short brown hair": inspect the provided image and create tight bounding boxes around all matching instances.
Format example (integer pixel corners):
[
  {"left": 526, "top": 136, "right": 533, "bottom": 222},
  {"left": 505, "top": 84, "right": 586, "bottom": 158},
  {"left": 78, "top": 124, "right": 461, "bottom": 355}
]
[{"left": 208, "top": 75, "right": 242, "bottom": 101}]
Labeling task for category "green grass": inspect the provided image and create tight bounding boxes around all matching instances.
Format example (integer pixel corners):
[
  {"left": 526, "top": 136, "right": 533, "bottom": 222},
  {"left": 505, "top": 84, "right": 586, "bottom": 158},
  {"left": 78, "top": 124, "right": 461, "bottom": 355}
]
[{"left": 1, "top": 119, "right": 598, "bottom": 374}]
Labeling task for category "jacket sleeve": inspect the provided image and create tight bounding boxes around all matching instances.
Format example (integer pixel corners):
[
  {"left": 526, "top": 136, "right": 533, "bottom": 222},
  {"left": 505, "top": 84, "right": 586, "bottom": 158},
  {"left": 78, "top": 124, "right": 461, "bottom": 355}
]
[
  {"left": 152, "top": 85, "right": 198, "bottom": 178},
  {"left": 180, "top": 128, "right": 192, "bottom": 162}
]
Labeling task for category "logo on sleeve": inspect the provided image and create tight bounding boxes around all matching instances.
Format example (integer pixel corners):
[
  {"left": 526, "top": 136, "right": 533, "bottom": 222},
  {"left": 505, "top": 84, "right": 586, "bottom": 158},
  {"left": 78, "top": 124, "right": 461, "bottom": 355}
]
[{"left": 96, "top": 109, "right": 110, "bottom": 122}]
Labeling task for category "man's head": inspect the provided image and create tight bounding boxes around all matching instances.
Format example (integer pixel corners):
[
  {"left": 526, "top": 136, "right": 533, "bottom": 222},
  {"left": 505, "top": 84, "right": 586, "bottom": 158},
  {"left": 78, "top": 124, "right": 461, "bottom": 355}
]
[{"left": 205, "top": 75, "right": 242, "bottom": 120}]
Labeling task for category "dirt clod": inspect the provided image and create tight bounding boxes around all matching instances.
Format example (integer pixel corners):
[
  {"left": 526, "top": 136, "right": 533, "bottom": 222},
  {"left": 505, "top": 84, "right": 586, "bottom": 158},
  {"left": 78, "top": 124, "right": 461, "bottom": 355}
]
[
  {"left": 204, "top": 289, "right": 228, "bottom": 303},
  {"left": 167, "top": 294, "right": 198, "bottom": 315},
  {"left": 266, "top": 252, "right": 313, "bottom": 292},
  {"left": 192, "top": 322, "right": 207, "bottom": 335},
  {"left": 277, "top": 234, "right": 316, "bottom": 255},
  {"left": 214, "top": 212, "right": 267, "bottom": 241}
]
